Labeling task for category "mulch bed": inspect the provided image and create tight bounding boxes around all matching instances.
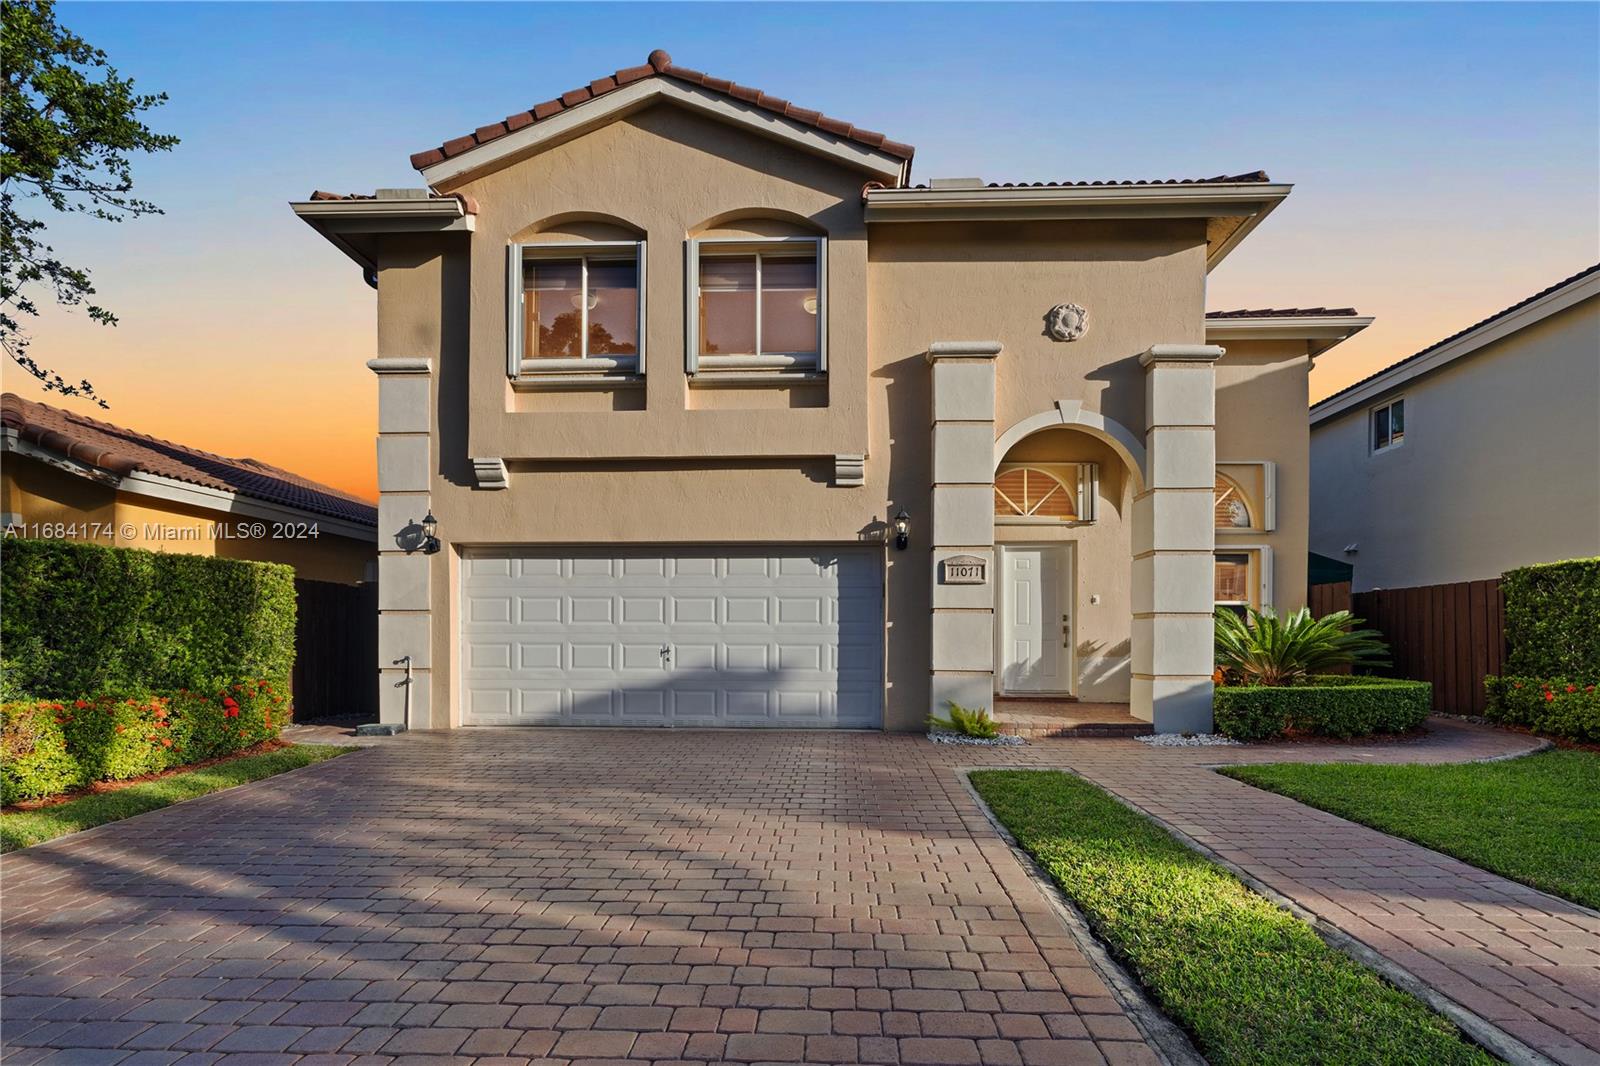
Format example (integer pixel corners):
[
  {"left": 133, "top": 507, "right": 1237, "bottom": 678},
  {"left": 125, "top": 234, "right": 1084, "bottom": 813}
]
[{"left": 2, "top": 739, "right": 290, "bottom": 813}]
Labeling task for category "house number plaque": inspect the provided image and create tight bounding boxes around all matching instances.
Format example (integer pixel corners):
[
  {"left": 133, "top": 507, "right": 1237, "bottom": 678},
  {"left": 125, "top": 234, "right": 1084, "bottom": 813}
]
[{"left": 941, "top": 554, "right": 987, "bottom": 585}]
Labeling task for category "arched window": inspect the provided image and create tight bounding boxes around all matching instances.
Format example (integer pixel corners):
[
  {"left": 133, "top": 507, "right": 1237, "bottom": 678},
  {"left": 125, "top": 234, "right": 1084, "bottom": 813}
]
[
  {"left": 1215, "top": 474, "right": 1253, "bottom": 529},
  {"left": 994, "top": 466, "right": 1077, "bottom": 519}
]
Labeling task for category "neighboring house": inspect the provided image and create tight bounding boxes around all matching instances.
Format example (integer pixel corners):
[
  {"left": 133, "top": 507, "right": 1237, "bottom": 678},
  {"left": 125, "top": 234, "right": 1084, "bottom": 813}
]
[
  {"left": 1310, "top": 265, "right": 1599, "bottom": 593},
  {"left": 293, "top": 49, "right": 1366, "bottom": 732},
  {"left": 1, "top": 394, "right": 377, "bottom": 585}
]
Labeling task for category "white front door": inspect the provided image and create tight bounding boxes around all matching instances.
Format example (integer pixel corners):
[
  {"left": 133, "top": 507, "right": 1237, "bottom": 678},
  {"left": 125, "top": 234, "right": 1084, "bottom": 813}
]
[{"left": 1000, "top": 546, "right": 1073, "bottom": 694}]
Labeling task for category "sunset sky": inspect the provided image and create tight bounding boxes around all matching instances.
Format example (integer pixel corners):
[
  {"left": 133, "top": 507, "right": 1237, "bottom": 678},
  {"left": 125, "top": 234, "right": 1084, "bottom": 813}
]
[{"left": 8, "top": 2, "right": 1597, "bottom": 501}]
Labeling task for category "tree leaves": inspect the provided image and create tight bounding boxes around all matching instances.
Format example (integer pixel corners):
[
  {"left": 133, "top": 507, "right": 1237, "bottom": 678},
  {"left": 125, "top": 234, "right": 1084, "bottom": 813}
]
[{"left": 1, "top": 0, "right": 178, "bottom": 404}]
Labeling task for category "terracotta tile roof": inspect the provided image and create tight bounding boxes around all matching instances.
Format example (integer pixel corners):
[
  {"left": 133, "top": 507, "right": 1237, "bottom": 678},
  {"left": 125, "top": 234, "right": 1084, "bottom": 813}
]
[
  {"left": 907, "top": 172, "right": 1273, "bottom": 190},
  {"left": 1207, "top": 307, "right": 1360, "bottom": 319},
  {"left": 1, "top": 393, "right": 377, "bottom": 528},
  {"left": 307, "top": 190, "right": 479, "bottom": 214},
  {"left": 409, "top": 49, "right": 914, "bottom": 171},
  {"left": 1316, "top": 262, "right": 1600, "bottom": 408}
]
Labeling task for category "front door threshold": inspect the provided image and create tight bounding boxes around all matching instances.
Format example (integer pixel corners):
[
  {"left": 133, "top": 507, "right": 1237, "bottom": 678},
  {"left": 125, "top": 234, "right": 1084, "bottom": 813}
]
[{"left": 998, "top": 693, "right": 1078, "bottom": 703}]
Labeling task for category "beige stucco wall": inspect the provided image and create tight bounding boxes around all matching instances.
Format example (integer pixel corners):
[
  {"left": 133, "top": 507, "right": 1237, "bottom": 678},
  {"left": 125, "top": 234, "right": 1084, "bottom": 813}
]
[
  {"left": 1, "top": 455, "right": 375, "bottom": 584},
  {"left": 1214, "top": 338, "right": 1315, "bottom": 612},
  {"left": 1310, "top": 296, "right": 1600, "bottom": 592},
  {"left": 367, "top": 99, "right": 1301, "bottom": 729}
]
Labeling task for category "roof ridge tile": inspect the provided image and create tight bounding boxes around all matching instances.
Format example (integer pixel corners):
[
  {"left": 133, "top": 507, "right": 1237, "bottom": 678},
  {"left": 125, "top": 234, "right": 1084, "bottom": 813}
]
[{"left": 409, "top": 49, "right": 916, "bottom": 172}]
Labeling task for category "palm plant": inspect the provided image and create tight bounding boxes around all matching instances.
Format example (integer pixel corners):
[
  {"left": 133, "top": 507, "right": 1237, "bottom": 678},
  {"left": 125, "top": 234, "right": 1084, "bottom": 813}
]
[
  {"left": 928, "top": 701, "right": 1001, "bottom": 738},
  {"left": 1214, "top": 606, "right": 1390, "bottom": 686}
]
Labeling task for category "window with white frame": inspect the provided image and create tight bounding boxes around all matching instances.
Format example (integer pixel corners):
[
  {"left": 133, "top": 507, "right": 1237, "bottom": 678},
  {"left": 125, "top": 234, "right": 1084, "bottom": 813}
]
[
  {"left": 506, "top": 242, "right": 644, "bottom": 378},
  {"left": 1215, "top": 547, "right": 1272, "bottom": 615},
  {"left": 686, "top": 237, "right": 825, "bottom": 374},
  {"left": 1371, "top": 397, "right": 1405, "bottom": 452}
]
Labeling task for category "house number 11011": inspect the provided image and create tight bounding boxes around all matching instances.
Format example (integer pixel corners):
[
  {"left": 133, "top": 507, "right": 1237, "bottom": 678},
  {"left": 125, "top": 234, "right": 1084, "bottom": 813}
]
[{"left": 941, "top": 555, "right": 987, "bottom": 584}]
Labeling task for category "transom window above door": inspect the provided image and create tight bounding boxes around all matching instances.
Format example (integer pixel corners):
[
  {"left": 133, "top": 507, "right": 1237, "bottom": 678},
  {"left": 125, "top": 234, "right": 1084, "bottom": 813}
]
[
  {"left": 687, "top": 237, "right": 825, "bottom": 376},
  {"left": 994, "top": 465, "right": 1077, "bottom": 520},
  {"left": 507, "top": 242, "right": 644, "bottom": 380}
]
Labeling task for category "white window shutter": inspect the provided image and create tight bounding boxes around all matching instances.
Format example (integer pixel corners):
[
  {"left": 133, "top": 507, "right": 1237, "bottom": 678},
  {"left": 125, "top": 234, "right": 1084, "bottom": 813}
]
[
  {"left": 506, "top": 244, "right": 521, "bottom": 379},
  {"left": 1077, "top": 463, "right": 1099, "bottom": 522},
  {"left": 1262, "top": 461, "right": 1277, "bottom": 531},
  {"left": 684, "top": 240, "right": 699, "bottom": 374},
  {"left": 815, "top": 237, "right": 828, "bottom": 373}
]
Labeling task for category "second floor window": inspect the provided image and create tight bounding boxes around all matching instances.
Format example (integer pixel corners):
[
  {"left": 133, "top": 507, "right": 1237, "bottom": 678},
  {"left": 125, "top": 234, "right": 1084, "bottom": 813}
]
[
  {"left": 688, "top": 237, "right": 825, "bottom": 374},
  {"left": 1371, "top": 397, "right": 1404, "bottom": 452},
  {"left": 524, "top": 252, "right": 638, "bottom": 360},
  {"left": 508, "top": 240, "right": 645, "bottom": 379}
]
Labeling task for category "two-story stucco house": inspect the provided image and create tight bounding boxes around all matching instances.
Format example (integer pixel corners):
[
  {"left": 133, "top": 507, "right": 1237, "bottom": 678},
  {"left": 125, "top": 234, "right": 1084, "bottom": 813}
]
[
  {"left": 294, "top": 50, "right": 1367, "bottom": 733},
  {"left": 1310, "top": 264, "right": 1599, "bottom": 592}
]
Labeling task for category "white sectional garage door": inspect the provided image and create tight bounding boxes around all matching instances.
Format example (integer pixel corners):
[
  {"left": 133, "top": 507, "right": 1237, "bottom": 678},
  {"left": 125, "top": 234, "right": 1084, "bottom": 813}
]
[{"left": 460, "top": 548, "right": 883, "bottom": 728}]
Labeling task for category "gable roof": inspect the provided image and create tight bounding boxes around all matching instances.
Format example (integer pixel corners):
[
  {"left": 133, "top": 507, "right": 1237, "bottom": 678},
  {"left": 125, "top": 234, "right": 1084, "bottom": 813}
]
[
  {"left": 1, "top": 393, "right": 377, "bottom": 529},
  {"left": 1311, "top": 262, "right": 1600, "bottom": 424},
  {"left": 410, "top": 50, "right": 914, "bottom": 178}
]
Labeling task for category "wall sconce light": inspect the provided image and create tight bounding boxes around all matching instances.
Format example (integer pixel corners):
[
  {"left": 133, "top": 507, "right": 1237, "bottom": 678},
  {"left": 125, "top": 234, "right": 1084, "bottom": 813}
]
[
  {"left": 892, "top": 509, "right": 911, "bottom": 551},
  {"left": 395, "top": 511, "right": 442, "bottom": 555}
]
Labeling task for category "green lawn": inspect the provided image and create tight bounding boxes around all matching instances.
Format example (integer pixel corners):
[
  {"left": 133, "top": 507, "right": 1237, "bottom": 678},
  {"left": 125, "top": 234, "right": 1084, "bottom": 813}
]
[
  {"left": 1223, "top": 749, "right": 1600, "bottom": 909},
  {"left": 971, "top": 769, "right": 1496, "bottom": 1066},
  {"left": 1, "top": 745, "right": 355, "bottom": 852}
]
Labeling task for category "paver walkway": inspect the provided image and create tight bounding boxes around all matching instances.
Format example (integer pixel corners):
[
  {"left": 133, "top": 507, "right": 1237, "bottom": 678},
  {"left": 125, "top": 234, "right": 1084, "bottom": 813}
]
[
  {"left": 1056, "top": 724, "right": 1600, "bottom": 1066},
  {"left": 1, "top": 719, "right": 1589, "bottom": 1066}
]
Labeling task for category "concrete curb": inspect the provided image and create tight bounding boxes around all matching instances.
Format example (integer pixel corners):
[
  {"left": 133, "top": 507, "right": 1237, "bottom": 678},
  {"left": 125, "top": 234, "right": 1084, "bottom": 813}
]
[{"left": 958, "top": 769, "right": 1207, "bottom": 1066}]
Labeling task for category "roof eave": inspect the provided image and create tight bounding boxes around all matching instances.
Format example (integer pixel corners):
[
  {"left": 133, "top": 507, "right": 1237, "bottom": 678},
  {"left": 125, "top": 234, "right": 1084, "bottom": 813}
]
[
  {"left": 1311, "top": 271, "right": 1600, "bottom": 425},
  {"left": 2, "top": 429, "right": 377, "bottom": 538},
  {"left": 863, "top": 182, "right": 1291, "bottom": 270},
  {"left": 290, "top": 199, "right": 475, "bottom": 271},
  {"left": 1206, "top": 315, "right": 1374, "bottom": 357},
  {"left": 417, "top": 78, "right": 910, "bottom": 190}
]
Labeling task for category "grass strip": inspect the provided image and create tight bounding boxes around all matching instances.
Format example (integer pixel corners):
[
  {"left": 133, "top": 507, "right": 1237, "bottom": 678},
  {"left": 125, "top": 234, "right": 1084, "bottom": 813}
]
[
  {"left": 2, "top": 744, "right": 354, "bottom": 852},
  {"left": 1222, "top": 750, "right": 1599, "bottom": 909},
  {"left": 970, "top": 769, "right": 1497, "bottom": 1066}
]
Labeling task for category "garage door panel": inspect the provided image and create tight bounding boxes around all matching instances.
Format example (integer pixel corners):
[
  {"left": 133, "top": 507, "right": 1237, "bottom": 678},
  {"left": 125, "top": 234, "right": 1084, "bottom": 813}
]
[{"left": 462, "top": 547, "right": 882, "bottom": 727}]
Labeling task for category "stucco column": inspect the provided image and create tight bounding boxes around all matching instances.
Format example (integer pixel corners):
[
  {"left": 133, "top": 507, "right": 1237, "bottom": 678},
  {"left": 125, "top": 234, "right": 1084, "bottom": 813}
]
[
  {"left": 369, "top": 357, "right": 433, "bottom": 730},
  {"left": 1132, "top": 344, "right": 1224, "bottom": 733},
  {"left": 926, "top": 341, "right": 1001, "bottom": 719}
]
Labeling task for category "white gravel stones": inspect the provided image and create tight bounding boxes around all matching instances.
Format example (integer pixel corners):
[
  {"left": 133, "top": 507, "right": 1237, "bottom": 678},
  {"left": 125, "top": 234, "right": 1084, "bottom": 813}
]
[
  {"left": 928, "top": 731, "right": 1027, "bottom": 746},
  {"left": 1136, "top": 732, "right": 1243, "bottom": 747}
]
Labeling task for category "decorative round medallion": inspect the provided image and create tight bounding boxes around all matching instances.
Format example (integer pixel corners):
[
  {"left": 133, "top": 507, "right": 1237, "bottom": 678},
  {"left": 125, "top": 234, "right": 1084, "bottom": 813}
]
[{"left": 1044, "top": 303, "right": 1089, "bottom": 342}]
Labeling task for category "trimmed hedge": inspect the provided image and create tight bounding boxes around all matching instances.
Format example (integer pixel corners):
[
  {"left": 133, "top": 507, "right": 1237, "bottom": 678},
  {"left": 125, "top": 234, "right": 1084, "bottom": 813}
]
[
  {"left": 1213, "top": 676, "right": 1433, "bottom": 742},
  {"left": 1502, "top": 558, "right": 1600, "bottom": 681},
  {"left": 1, "top": 539, "right": 295, "bottom": 697},
  {"left": 1, "top": 682, "right": 287, "bottom": 805},
  {"left": 1485, "top": 677, "right": 1600, "bottom": 745}
]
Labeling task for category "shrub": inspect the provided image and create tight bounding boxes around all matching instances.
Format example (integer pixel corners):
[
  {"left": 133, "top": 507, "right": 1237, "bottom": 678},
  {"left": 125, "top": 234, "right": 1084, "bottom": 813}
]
[
  {"left": 1502, "top": 558, "right": 1600, "bottom": 681},
  {"left": 929, "top": 702, "right": 1000, "bottom": 738},
  {"left": 1485, "top": 677, "right": 1600, "bottom": 744},
  {"left": 1214, "top": 607, "right": 1390, "bottom": 686},
  {"left": 1, "top": 702, "right": 81, "bottom": 804},
  {"left": 0, "top": 680, "right": 289, "bottom": 804},
  {"left": 0, "top": 539, "right": 296, "bottom": 698},
  {"left": 60, "top": 695, "right": 171, "bottom": 782},
  {"left": 1213, "top": 677, "right": 1432, "bottom": 742}
]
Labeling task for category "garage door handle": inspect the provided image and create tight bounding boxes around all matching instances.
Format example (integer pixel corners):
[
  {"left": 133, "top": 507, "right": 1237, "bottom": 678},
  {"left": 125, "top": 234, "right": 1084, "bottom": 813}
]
[{"left": 660, "top": 644, "right": 672, "bottom": 665}]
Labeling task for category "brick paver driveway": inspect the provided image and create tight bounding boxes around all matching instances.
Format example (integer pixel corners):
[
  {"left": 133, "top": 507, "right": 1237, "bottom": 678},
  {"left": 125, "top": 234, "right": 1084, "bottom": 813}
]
[
  {"left": 3, "top": 730, "right": 1166, "bottom": 1066},
  {"left": 4, "top": 721, "right": 1582, "bottom": 1066}
]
